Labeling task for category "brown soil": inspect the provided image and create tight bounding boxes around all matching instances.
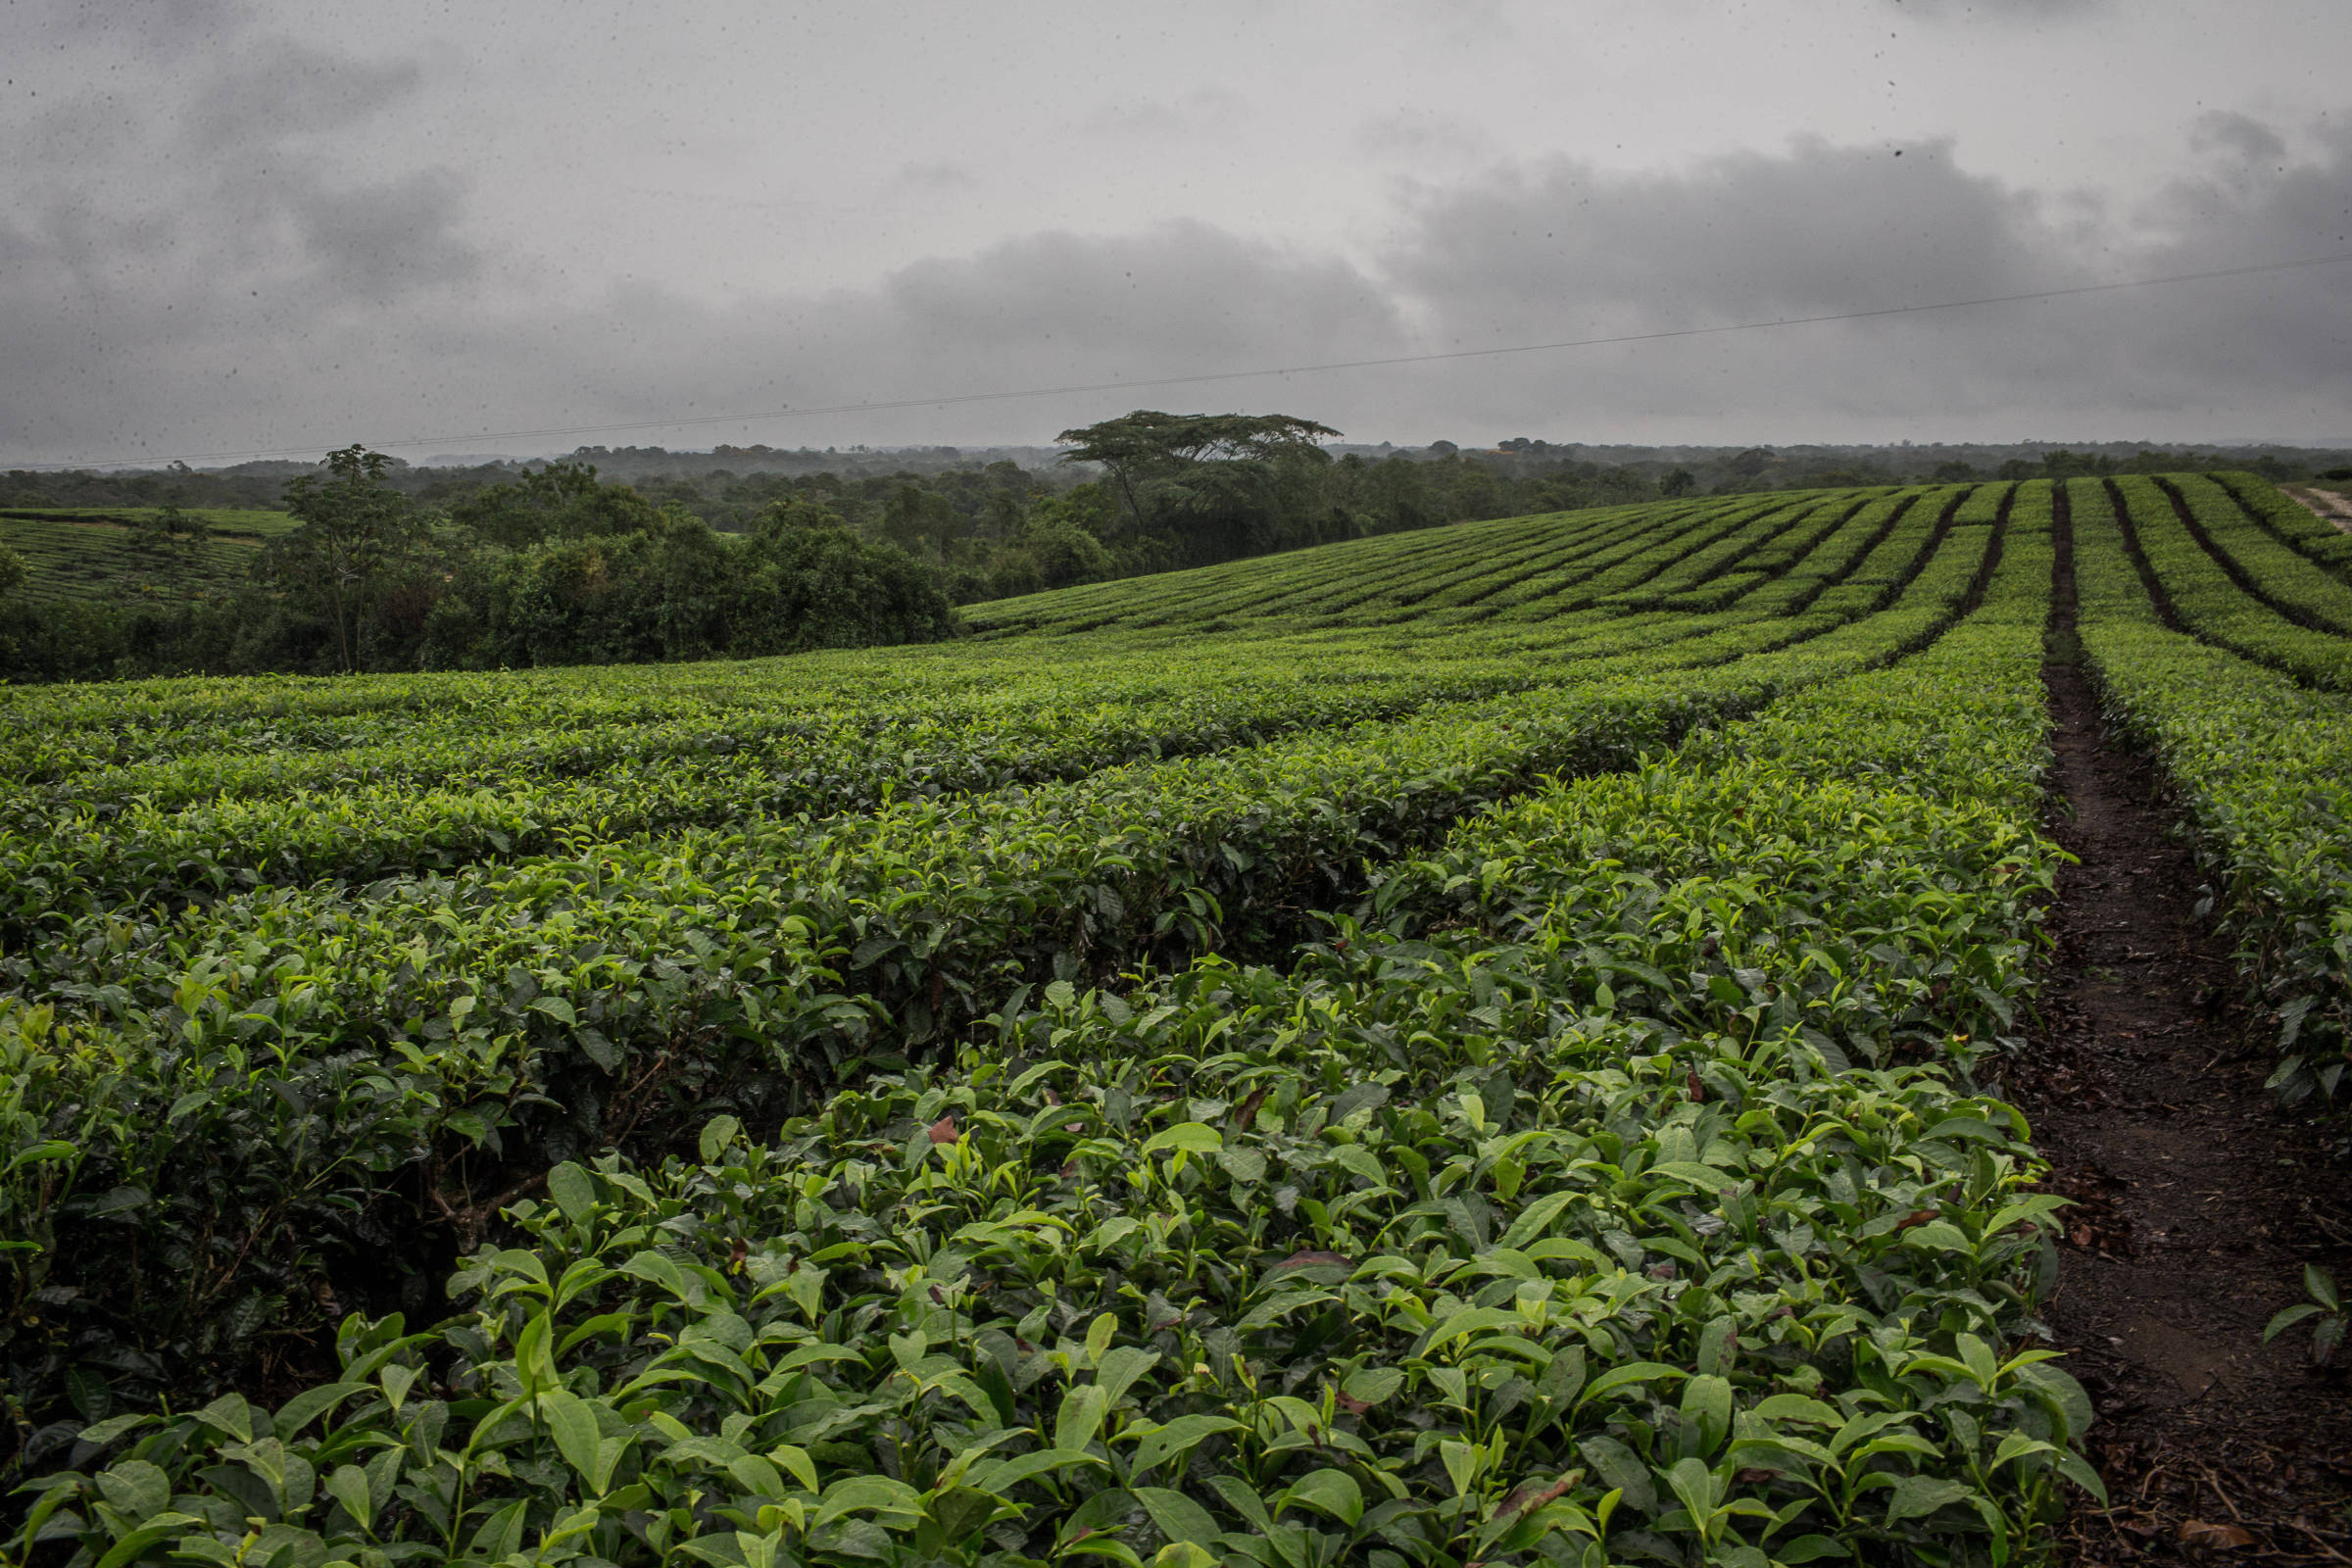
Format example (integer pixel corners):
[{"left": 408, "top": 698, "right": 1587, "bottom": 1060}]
[
  {"left": 2282, "top": 487, "right": 2352, "bottom": 534},
  {"left": 2013, "top": 511, "right": 2352, "bottom": 1561}
]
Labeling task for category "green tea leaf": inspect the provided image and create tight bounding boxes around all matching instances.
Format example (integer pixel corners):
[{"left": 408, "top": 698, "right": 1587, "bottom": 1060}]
[
  {"left": 546, "top": 1161, "right": 597, "bottom": 1224},
  {"left": 699, "top": 1114, "right": 743, "bottom": 1162}
]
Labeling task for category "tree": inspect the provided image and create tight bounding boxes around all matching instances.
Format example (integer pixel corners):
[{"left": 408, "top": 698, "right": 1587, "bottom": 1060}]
[
  {"left": 1054, "top": 411, "right": 1341, "bottom": 567},
  {"left": 737, "top": 499, "right": 959, "bottom": 652},
  {"left": 1058, "top": 412, "right": 1337, "bottom": 520},
  {"left": 880, "top": 482, "right": 968, "bottom": 556},
  {"left": 266, "top": 445, "right": 427, "bottom": 672},
  {"left": 448, "top": 461, "right": 664, "bottom": 548},
  {"left": 1658, "top": 467, "right": 1695, "bottom": 498},
  {"left": 0, "top": 542, "right": 24, "bottom": 602},
  {"left": 1021, "top": 508, "right": 1112, "bottom": 588}
]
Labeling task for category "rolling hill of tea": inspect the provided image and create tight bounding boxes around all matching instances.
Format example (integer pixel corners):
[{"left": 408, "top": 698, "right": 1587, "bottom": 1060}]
[
  {"left": 0, "top": 508, "right": 298, "bottom": 604},
  {"left": 6, "top": 473, "right": 2351, "bottom": 1567}
]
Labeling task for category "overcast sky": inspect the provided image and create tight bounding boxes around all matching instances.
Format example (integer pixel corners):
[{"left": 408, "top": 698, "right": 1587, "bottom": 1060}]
[{"left": 4, "top": 0, "right": 2349, "bottom": 466}]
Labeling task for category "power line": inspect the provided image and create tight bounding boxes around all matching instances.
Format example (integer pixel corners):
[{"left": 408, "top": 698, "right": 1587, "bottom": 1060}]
[{"left": 24, "top": 250, "right": 2352, "bottom": 471}]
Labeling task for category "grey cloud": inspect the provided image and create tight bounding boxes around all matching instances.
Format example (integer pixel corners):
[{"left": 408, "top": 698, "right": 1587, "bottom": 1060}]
[
  {"left": 1883, "top": 0, "right": 2111, "bottom": 16},
  {"left": 182, "top": 37, "right": 427, "bottom": 149},
  {"left": 2189, "top": 111, "right": 2290, "bottom": 169},
  {"left": 8, "top": 46, "right": 2351, "bottom": 465},
  {"left": 533, "top": 223, "right": 1411, "bottom": 444},
  {"left": 279, "top": 168, "right": 482, "bottom": 298},
  {"left": 0, "top": 0, "right": 250, "bottom": 62},
  {"left": 1074, "top": 88, "right": 1247, "bottom": 140},
  {"left": 0, "top": 213, "right": 1410, "bottom": 460},
  {"left": 895, "top": 161, "right": 979, "bottom": 192},
  {"left": 872, "top": 223, "right": 1403, "bottom": 363},
  {"left": 1371, "top": 125, "right": 2352, "bottom": 438},
  {"left": 0, "top": 29, "right": 490, "bottom": 459},
  {"left": 1390, "top": 138, "right": 2072, "bottom": 327},
  {"left": 1355, "top": 110, "right": 1497, "bottom": 165}
]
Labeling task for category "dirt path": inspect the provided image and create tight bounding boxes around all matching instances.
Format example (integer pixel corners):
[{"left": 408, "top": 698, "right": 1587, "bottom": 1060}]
[
  {"left": 2282, "top": 486, "right": 2352, "bottom": 534},
  {"left": 2017, "top": 508, "right": 2352, "bottom": 1561}
]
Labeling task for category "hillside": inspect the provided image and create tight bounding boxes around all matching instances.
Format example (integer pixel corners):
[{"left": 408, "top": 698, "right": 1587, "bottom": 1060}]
[
  {"left": 0, "top": 506, "right": 296, "bottom": 603},
  {"left": 6, "top": 474, "right": 2352, "bottom": 1561}
]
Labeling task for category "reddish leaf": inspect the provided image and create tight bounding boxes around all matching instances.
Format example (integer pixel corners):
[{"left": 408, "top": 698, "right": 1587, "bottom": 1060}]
[
  {"left": 1894, "top": 1208, "right": 1939, "bottom": 1231},
  {"left": 927, "top": 1115, "right": 958, "bottom": 1145},
  {"left": 1686, "top": 1072, "right": 1707, "bottom": 1102},
  {"left": 1280, "top": 1250, "right": 1350, "bottom": 1269},
  {"left": 2178, "top": 1520, "right": 2256, "bottom": 1549},
  {"left": 1234, "top": 1087, "right": 1269, "bottom": 1134}
]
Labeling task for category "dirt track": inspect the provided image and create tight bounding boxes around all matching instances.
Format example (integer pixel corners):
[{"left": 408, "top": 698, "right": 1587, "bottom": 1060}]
[
  {"left": 2016, "top": 507, "right": 2352, "bottom": 1561},
  {"left": 2283, "top": 487, "right": 2352, "bottom": 533}
]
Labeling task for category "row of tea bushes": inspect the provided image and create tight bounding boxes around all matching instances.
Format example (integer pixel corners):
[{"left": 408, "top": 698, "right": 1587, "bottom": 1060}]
[{"left": 4, "top": 492, "right": 2100, "bottom": 1567}]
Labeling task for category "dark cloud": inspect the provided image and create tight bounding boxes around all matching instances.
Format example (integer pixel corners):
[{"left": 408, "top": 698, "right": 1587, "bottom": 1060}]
[
  {"left": 1367, "top": 124, "right": 2352, "bottom": 438},
  {"left": 0, "top": 29, "right": 489, "bottom": 459},
  {"left": 2187, "top": 111, "right": 2290, "bottom": 170},
  {"left": 0, "top": 0, "right": 250, "bottom": 62},
  {"left": 0, "top": 209, "right": 1409, "bottom": 459},
  {"left": 1389, "top": 137, "right": 2072, "bottom": 327},
  {"left": 182, "top": 37, "right": 426, "bottom": 150}
]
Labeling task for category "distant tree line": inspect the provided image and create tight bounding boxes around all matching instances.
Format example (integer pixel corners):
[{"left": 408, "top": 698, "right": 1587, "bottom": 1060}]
[
  {"left": 0, "top": 413, "right": 1684, "bottom": 681},
  {"left": 5, "top": 417, "right": 2346, "bottom": 682}
]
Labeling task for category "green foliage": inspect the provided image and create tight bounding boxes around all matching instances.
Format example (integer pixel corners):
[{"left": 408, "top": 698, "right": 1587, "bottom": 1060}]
[
  {"left": 2070, "top": 477, "right": 2352, "bottom": 1118},
  {"left": 2264, "top": 1266, "right": 2345, "bottom": 1365},
  {"left": 2099, "top": 473, "right": 2352, "bottom": 691},
  {"left": 448, "top": 461, "right": 671, "bottom": 548},
  {"left": 3, "top": 487, "right": 2104, "bottom": 1563},
  {"left": 0, "top": 460, "right": 959, "bottom": 683},
  {"left": 0, "top": 478, "right": 2130, "bottom": 1565}
]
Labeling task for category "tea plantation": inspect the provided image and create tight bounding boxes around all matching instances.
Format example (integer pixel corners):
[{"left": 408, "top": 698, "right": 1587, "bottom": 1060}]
[
  {"left": 6, "top": 475, "right": 2349, "bottom": 1567},
  {"left": 0, "top": 510, "right": 297, "bottom": 605}
]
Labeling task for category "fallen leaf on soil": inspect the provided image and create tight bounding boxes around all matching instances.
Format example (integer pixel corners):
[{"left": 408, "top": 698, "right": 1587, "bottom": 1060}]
[
  {"left": 2178, "top": 1520, "right": 2257, "bottom": 1549},
  {"left": 2070, "top": 1223, "right": 2095, "bottom": 1247}
]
